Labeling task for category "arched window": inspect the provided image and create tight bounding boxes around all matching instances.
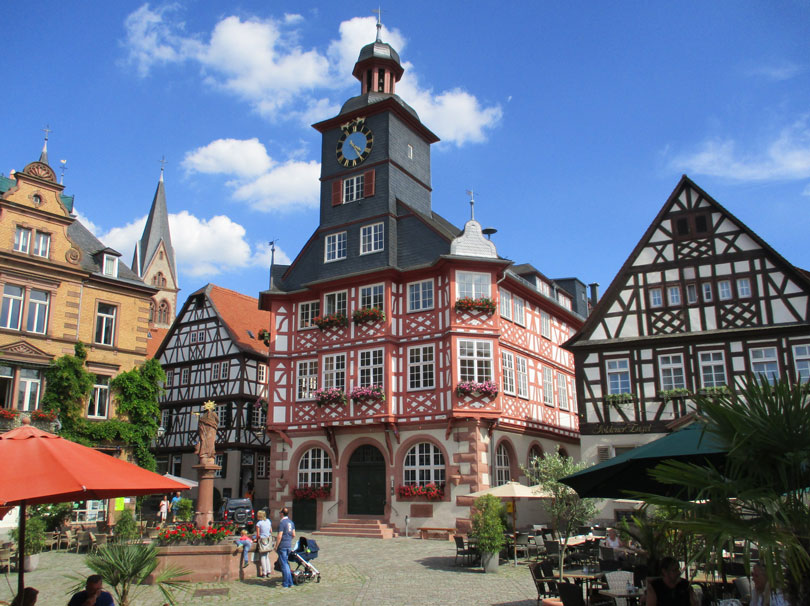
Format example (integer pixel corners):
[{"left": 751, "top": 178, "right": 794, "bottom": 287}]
[
  {"left": 403, "top": 442, "right": 445, "bottom": 486},
  {"left": 558, "top": 447, "right": 569, "bottom": 459},
  {"left": 495, "top": 443, "right": 511, "bottom": 486},
  {"left": 157, "top": 301, "right": 170, "bottom": 324},
  {"left": 528, "top": 445, "right": 543, "bottom": 465},
  {"left": 148, "top": 301, "right": 155, "bottom": 323},
  {"left": 297, "top": 448, "right": 332, "bottom": 487},
  {"left": 152, "top": 271, "right": 167, "bottom": 287}
]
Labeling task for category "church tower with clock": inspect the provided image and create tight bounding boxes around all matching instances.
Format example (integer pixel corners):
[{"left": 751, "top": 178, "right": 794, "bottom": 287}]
[{"left": 259, "top": 25, "right": 584, "bottom": 535}]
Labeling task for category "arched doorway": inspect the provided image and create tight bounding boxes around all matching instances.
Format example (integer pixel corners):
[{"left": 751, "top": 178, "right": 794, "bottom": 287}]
[{"left": 347, "top": 444, "right": 386, "bottom": 515}]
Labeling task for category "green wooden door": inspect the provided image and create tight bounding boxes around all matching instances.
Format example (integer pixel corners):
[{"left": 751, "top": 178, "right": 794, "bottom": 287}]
[{"left": 347, "top": 445, "right": 386, "bottom": 515}]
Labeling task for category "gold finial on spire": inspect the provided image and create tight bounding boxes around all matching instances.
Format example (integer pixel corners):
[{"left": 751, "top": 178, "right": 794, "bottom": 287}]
[
  {"left": 372, "top": 7, "right": 382, "bottom": 42},
  {"left": 466, "top": 189, "right": 475, "bottom": 220}
]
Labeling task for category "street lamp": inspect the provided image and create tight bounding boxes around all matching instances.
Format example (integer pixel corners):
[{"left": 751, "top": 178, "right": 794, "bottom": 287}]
[{"left": 157, "top": 426, "right": 166, "bottom": 439}]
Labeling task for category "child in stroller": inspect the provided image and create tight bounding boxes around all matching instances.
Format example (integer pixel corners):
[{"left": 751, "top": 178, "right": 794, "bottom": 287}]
[{"left": 274, "top": 536, "right": 321, "bottom": 584}]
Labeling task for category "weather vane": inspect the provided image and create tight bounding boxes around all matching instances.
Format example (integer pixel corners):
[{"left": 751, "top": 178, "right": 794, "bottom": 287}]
[
  {"left": 372, "top": 7, "right": 382, "bottom": 41},
  {"left": 59, "top": 159, "right": 68, "bottom": 185},
  {"left": 160, "top": 155, "right": 167, "bottom": 180},
  {"left": 466, "top": 189, "right": 476, "bottom": 220}
]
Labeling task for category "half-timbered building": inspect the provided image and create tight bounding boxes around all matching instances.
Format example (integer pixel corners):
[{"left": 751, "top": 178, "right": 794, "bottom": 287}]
[
  {"left": 154, "top": 284, "right": 272, "bottom": 508},
  {"left": 257, "top": 31, "right": 585, "bottom": 534},
  {"left": 564, "top": 175, "right": 810, "bottom": 519}
]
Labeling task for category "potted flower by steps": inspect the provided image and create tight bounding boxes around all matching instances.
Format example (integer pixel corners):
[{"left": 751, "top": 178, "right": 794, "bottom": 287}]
[
  {"left": 11, "top": 515, "right": 47, "bottom": 572},
  {"left": 470, "top": 494, "right": 505, "bottom": 573}
]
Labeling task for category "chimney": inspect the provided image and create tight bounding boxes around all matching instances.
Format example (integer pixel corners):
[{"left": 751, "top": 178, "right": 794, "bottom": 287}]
[{"left": 588, "top": 283, "right": 600, "bottom": 308}]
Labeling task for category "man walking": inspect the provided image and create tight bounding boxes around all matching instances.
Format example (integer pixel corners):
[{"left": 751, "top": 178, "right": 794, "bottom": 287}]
[{"left": 274, "top": 507, "right": 296, "bottom": 588}]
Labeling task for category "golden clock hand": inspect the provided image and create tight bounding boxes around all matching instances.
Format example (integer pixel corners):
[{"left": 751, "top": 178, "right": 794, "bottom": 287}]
[{"left": 349, "top": 140, "right": 363, "bottom": 155}]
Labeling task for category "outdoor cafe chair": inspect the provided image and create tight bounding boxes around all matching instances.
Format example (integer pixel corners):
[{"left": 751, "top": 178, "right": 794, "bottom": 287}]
[
  {"left": 59, "top": 529, "right": 77, "bottom": 551},
  {"left": 545, "top": 540, "right": 561, "bottom": 565},
  {"left": 515, "top": 532, "right": 536, "bottom": 561},
  {"left": 0, "top": 548, "right": 11, "bottom": 573},
  {"left": 75, "top": 531, "right": 93, "bottom": 553},
  {"left": 530, "top": 561, "right": 559, "bottom": 604},
  {"left": 454, "top": 535, "right": 475, "bottom": 567},
  {"left": 605, "top": 571, "right": 634, "bottom": 606},
  {"left": 600, "top": 546, "right": 616, "bottom": 561}
]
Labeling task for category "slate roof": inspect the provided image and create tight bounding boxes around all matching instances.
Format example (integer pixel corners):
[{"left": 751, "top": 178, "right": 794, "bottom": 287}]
[
  {"left": 207, "top": 285, "right": 271, "bottom": 356},
  {"left": 66, "top": 220, "right": 146, "bottom": 287},
  {"left": 340, "top": 92, "right": 419, "bottom": 120},
  {"left": 133, "top": 176, "right": 177, "bottom": 284}
]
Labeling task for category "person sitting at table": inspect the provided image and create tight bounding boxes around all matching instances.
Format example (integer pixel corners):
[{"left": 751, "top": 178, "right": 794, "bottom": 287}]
[
  {"left": 646, "top": 557, "right": 697, "bottom": 606},
  {"left": 751, "top": 563, "right": 788, "bottom": 606},
  {"left": 603, "top": 528, "right": 625, "bottom": 550}
]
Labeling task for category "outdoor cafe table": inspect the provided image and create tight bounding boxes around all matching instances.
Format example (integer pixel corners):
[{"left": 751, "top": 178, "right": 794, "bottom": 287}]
[
  {"left": 600, "top": 588, "right": 643, "bottom": 606},
  {"left": 563, "top": 568, "right": 606, "bottom": 603}
]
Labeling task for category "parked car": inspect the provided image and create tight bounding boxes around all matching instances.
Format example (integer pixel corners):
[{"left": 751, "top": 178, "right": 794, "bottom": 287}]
[{"left": 221, "top": 498, "right": 255, "bottom": 526}]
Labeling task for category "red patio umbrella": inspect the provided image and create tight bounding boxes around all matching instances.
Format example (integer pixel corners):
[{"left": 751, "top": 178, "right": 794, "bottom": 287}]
[{"left": 0, "top": 422, "right": 189, "bottom": 598}]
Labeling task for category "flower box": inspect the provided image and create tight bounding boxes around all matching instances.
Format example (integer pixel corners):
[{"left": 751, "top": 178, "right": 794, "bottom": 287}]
[
  {"left": 313, "top": 387, "right": 347, "bottom": 407},
  {"left": 658, "top": 388, "right": 692, "bottom": 401},
  {"left": 397, "top": 483, "right": 445, "bottom": 500},
  {"left": 257, "top": 329, "right": 271, "bottom": 346},
  {"left": 0, "top": 408, "right": 20, "bottom": 421},
  {"left": 29, "top": 410, "right": 57, "bottom": 422},
  {"left": 349, "top": 385, "right": 385, "bottom": 403},
  {"left": 605, "top": 393, "right": 634, "bottom": 406},
  {"left": 455, "top": 381, "right": 499, "bottom": 399},
  {"left": 352, "top": 307, "right": 386, "bottom": 324},
  {"left": 157, "top": 523, "right": 236, "bottom": 546},
  {"left": 313, "top": 314, "right": 348, "bottom": 331},
  {"left": 293, "top": 485, "right": 332, "bottom": 500},
  {"left": 454, "top": 297, "right": 496, "bottom": 315}
]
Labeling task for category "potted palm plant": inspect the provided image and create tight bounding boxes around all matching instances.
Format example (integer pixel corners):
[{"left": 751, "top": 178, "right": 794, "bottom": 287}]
[
  {"left": 11, "top": 515, "right": 47, "bottom": 571},
  {"left": 470, "top": 494, "right": 506, "bottom": 573}
]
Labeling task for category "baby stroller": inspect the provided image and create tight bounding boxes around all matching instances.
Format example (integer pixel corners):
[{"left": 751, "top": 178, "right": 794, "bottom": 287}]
[{"left": 274, "top": 536, "right": 321, "bottom": 584}]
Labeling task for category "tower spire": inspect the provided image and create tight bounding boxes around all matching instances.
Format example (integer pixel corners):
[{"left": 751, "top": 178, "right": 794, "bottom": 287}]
[
  {"left": 40, "top": 125, "right": 51, "bottom": 165},
  {"left": 466, "top": 189, "right": 475, "bottom": 221},
  {"left": 372, "top": 7, "right": 382, "bottom": 42}
]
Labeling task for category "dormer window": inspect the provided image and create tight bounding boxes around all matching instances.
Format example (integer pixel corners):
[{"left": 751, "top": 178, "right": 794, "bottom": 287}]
[{"left": 103, "top": 254, "right": 118, "bottom": 277}]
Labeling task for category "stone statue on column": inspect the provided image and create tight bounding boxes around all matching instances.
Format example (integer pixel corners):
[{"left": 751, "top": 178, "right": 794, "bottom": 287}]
[{"left": 193, "top": 400, "right": 221, "bottom": 528}]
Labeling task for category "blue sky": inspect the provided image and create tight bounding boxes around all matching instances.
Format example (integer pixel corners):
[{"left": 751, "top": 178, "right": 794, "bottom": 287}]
[{"left": 3, "top": 2, "right": 809, "bottom": 303}]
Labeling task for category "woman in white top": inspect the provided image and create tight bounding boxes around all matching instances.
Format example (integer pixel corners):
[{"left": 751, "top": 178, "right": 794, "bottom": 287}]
[
  {"left": 158, "top": 496, "right": 169, "bottom": 525},
  {"left": 751, "top": 563, "right": 788, "bottom": 606},
  {"left": 603, "top": 528, "right": 624, "bottom": 550},
  {"left": 254, "top": 510, "right": 273, "bottom": 578}
]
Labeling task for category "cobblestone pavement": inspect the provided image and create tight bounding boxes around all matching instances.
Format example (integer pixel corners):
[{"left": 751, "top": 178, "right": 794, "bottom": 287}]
[{"left": 0, "top": 536, "right": 539, "bottom": 606}]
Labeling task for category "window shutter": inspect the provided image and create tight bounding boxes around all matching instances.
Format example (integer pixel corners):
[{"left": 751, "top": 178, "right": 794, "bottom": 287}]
[
  {"left": 363, "top": 169, "right": 375, "bottom": 197},
  {"left": 331, "top": 180, "right": 342, "bottom": 206},
  {"left": 596, "top": 446, "right": 612, "bottom": 462}
]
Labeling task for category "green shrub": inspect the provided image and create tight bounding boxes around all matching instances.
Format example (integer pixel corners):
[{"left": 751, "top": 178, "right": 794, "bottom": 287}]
[
  {"left": 177, "top": 498, "right": 194, "bottom": 522},
  {"left": 113, "top": 509, "right": 139, "bottom": 542},
  {"left": 11, "top": 515, "right": 47, "bottom": 555},
  {"left": 470, "top": 494, "right": 506, "bottom": 554}
]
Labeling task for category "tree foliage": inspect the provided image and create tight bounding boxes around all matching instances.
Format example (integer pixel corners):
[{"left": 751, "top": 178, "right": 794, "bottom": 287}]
[
  {"left": 523, "top": 448, "right": 599, "bottom": 578},
  {"left": 470, "top": 493, "right": 506, "bottom": 554},
  {"left": 41, "top": 346, "right": 165, "bottom": 470},
  {"left": 645, "top": 377, "right": 810, "bottom": 604}
]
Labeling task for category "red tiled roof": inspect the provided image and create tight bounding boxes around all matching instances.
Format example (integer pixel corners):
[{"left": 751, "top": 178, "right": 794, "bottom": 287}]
[
  {"left": 146, "top": 327, "right": 170, "bottom": 359},
  {"left": 207, "top": 285, "right": 271, "bottom": 356}
]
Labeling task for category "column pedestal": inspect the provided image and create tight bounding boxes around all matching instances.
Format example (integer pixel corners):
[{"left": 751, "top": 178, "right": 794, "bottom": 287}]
[{"left": 193, "top": 462, "right": 221, "bottom": 528}]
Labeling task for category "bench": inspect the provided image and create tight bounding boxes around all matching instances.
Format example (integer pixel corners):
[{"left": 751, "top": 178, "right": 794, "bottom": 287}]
[{"left": 419, "top": 527, "right": 456, "bottom": 541}]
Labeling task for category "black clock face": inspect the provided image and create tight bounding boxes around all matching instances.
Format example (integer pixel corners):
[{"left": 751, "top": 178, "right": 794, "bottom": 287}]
[{"left": 336, "top": 123, "right": 373, "bottom": 167}]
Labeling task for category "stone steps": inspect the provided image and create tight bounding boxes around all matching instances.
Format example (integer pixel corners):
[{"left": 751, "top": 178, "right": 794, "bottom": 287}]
[{"left": 313, "top": 518, "right": 398, "bottom": 539}]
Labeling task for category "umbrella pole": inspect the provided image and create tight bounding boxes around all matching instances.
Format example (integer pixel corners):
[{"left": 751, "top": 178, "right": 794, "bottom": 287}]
[
  {"left": 17, "top": 500, "right": 26, "bottom": 599},
  {"left": 512, "top": 497, "right": 517, "bottom": 567}
]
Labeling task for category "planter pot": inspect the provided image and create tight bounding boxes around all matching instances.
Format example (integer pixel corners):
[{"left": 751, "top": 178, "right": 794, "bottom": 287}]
[
  {"left": 480, "top": 551, "right": 499, "bottom": 573},
  {"left": 23, "top": 554, "right": 40, "bottom": 572}
]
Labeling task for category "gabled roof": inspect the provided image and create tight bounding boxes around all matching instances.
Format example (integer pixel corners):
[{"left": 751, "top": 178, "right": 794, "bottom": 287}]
[
  {"left": 133, "top": 175, "right": 177, "bottom": 286},
  {"left": 566, "top": 175, "right": 810, "bottom": 349},
  {"left": 66, "top": 220, "right": 146, "bottom": 286},
  {"left": 206, "top": 285, "right": 271, "bottom": 357}
]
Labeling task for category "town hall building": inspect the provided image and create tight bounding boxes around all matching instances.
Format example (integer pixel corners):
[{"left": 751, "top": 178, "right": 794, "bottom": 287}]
[{"left": 258, "top": 29, "right": 586, "bottom": 534}]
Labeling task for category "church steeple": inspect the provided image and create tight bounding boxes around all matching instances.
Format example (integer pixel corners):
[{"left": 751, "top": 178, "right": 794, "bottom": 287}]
[
  {"left": 39, "top": 126, "right": 51, "bottom": 165},
  {"left": 352, "top": 20, "right": 404, "bottom": 95}
]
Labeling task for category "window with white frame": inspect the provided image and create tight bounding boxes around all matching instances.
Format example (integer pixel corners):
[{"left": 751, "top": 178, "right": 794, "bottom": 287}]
[
  {"left": 71, "top": 500, "right": 106, "bottom": 523},
  {"left": 606, "top": 359, "right": 631, "bottom": 395},
  {"left": 542, "top": 366, "right": 554, "bottom": 405},
  {"left": 499, "top": 288, "right": 512, "bottom": 320},
  {"left": 456, "top": 271, "right": 490, "bottom": 299},
  {"left": 360, "top": 222, "right": 384, "bottom": 254},
  {"left": 221, "top": 361, "right": 229, "bottom": 379},
  {"left": 702, "top": 283, "right": 713, "bottom": 302},
  {"left": 251, "top": 403, "right": 266, "bottom": 428},
  {"left": 88, "top": 376, "right": 109, "bottom": 419},
  {"left": 557, "top": 373, "right": 569, "bottom": 410},
  {"left": 737, "top": 278, "right": 751, "bottom": 298},
  {"left": 659, "top": 354, "right": 686, "bottom": 390},
  {"left": 298, "top": 447, "right": 332, "bottom": 486},
  {"left": 718, "top": 280, "right": 732, "bottom": 300},
  {"left": 33, "top": 232, "right": 50, "bottom": 258},
  {"left": 1, "top": 285, "right": 24, "bottom": 330},
  {"left": 256, "top": 454, "right": 268, "bottom": 479},
  {"left": 343, "top": 173, "right": 365, "bottom": 203},
  {"left": 160, "top": 409, "right": 171, "bottom": 432},
  {"left": 214, "top": 453, "right": 225, "bottom": 478},
  {"left": 26, "top": 289, "right": 49, "bottom": 333},
  {"left": 216, "top": 403, "right": 228, "bottom": 428},
  {"left": 257, "top": 364, "right": 267, "bottom": 385},
  {"left": 190, "top": 331, "right": 197, "bottom": 343},
  {"left": 408, "top": 345, "right": 434, "bottom": 390},
  {"left": 458, "top": 340, "right": 492, "bottom": 382},
  {"left": 359, "top": 348, "right": 384, "bottom": 387},
  {"left": 404, "top": 442, "right": 445, "bottom": 486},
  {"left": 324, "top": 291, "right": 347, "bottom": 316},
  {"left": 17, "top": 368, "right": 41, "bottom": 411},
  {"left": 360, "top": 284, "right": 384, "bottom": 310},
  {"left": 299, "top": 300, "right": 320, "bottom": 329},
  {"left": 793, "top": 345, "right": 810, "bottom": 383},
  {"left": 103, "top": 254, "right": 118, "bottom": 277},
  {"left": 13, "top": 227, "right": 31, "bottom": 253},
  {"left": 495, "top": 443, "right": 511, "bottom": 486},
  {"left": 407, "top": 279, "right": 433, "bottom": 312},
  {"left": 514, "top": 296, "right": 526, "bottom": 326},
  {"left": 323, "top": 354, "right": 346, "bottom": 390},
  {"left": 211, "top": 362, "right": 220, "bottom": 381},
  {"left": 699, "top": 351, "right": 726, "bottom": 388},
  {"left": 750, "top": 347, "right": 779, "bottom": 384},
  {"left": 171, "top": 454, "right": 182, "bottom": 477},
  {"left": 94, "top": 302, "right": 116, "bottom": 345},
  {"left": 181, "top": 367, "right": 190, "bottom": 384},
  {"left": 649, "top": 287, "right": 663, "bottom": 307},
  {"left": 324, "top": 232, "right": 347, "bottom": 262},
  {"left": 668, "top": 286, "right": 681, "bottom": 306},
  {"left": 502, "top": 351, "right": 516, "bottom": 395},
  {"left": 541, "top": 311, "right": 551, "bottom": 339},
  {"left": 165, "top": 370, "right": 173, "bottom": 387},
  {"left": 686, "top": 284, "right": 698, "bottom": 304},
  {"left": 297, "top": 360, "right": 318, "bottom": 399},
  {"left": 516, "top": 356, "right": 529, "bottom": 398}
]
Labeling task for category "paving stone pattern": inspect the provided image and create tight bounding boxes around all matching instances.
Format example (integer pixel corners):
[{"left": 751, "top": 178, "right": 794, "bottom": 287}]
[{"left": 0, "top": 535, "right": 540, "bottom": 606}]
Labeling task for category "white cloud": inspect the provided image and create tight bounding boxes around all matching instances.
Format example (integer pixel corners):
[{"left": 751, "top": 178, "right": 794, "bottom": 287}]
[
  {"left": 97, "top": 210, "right": 285, "bottom": 278},
  {"left": 121, "top": 8, "right": 502, "bottom": 145},
  {"left": 671, "top": 117, "right": 810, "bottom": 181},
  {"left": 72, "top": 208, "right": 101, "bottom": 236},
  {"left": 802, "top": 183, "right": 810, "bottom": 197},
  {"left": 184, "top": 138, "right": 320, "bottom": 212},
  {"left": 182, "top": 138, "right": 272, "bottom": 178},
  {"left": 746, "top": 62, "right": 803, "bottom": 81}
]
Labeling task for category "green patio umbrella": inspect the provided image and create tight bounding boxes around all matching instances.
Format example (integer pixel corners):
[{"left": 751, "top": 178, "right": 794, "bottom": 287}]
[{"left": 560, "top": 423, "right": 728, "bottom": 499}]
